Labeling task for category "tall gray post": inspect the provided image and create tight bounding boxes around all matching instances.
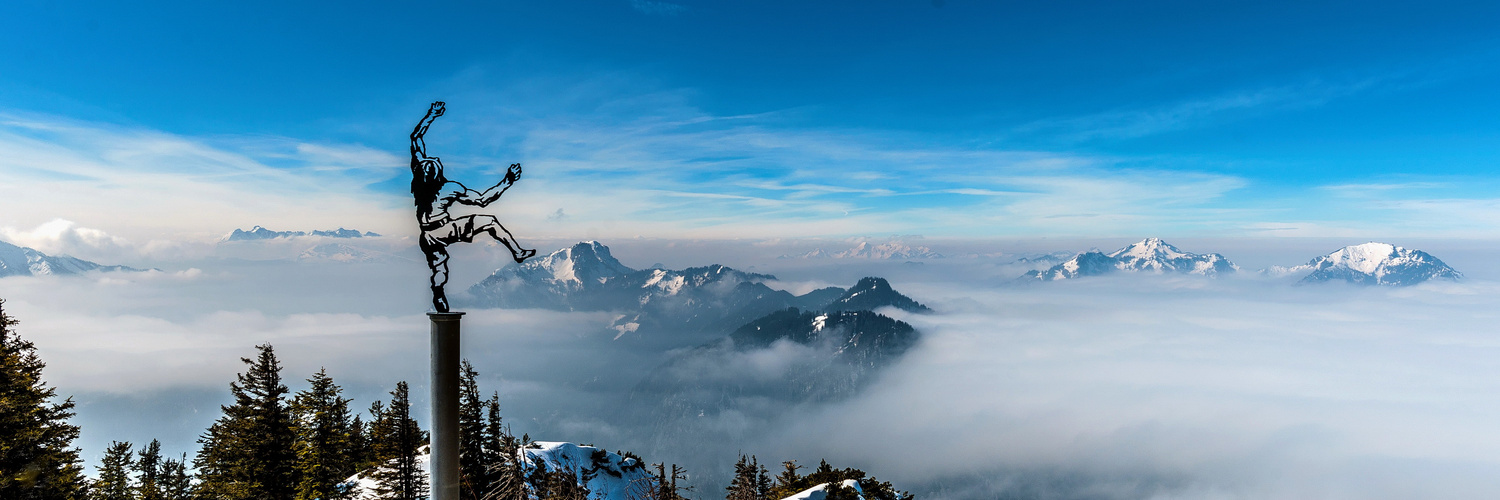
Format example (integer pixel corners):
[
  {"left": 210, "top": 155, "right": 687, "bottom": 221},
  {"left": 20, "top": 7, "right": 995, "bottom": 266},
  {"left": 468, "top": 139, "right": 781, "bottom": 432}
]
[{"left": 428, "top": 312, "right": 464, "bottom": 500}]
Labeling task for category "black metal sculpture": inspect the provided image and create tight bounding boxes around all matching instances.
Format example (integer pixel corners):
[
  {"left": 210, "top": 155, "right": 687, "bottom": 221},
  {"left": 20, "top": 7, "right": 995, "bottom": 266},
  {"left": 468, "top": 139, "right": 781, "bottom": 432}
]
[{"left": 411, "top": 101, "right": 536, "bottom": 312}]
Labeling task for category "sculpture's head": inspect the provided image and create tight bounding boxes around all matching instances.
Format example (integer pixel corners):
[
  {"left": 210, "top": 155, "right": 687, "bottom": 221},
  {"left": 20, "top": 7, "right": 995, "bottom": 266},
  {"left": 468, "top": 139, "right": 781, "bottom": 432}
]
[{"left": 411, "top": 158, "right": 446, "bottom": 209}]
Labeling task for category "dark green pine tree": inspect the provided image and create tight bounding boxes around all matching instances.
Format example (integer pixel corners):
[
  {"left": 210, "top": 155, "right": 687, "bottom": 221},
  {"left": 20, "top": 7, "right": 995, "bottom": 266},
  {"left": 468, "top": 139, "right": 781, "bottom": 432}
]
[
  {"left": 457, "top": 360, "right": 487, "bottom": 500},
  {"left": 194, "top": 343, "right": 299, "bottom": 500},
  {"left": 135, "top": 439, "right": 164, "bottom": 500},
  {"left": 291, "top": 368, "right": 358, "bottom": 500},
  {"left": 0, "top": 299, "right": 88, "bottom": 499},
  {"left": 768, "top": 460, "right": 802, "bottom": 500},
  {"left": 157, "top": 454, "right": 194, "bottom": 500},
  {"left": 725, "top": 455, "right": 759, "bottom": 500},
  {"left": 348, "top": 413, "right": 375, "bottom": 473},
  {"left": 90, "top": 441, "right": 135, "bottom": 500},
  {"left": 768, "top": 459, "right": 908, "bottom": 500},
  {"left": 370, "top": 381, "right": 428, "bottom": 500},
  {"left": 755, "top": 460, "right": 772, "bottom": 500}
]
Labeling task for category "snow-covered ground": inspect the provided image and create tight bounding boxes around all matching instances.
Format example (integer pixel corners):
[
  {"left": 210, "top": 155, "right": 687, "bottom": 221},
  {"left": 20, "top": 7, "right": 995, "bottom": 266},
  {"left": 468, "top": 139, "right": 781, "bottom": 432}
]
[
  {"left": 782, "top": 480, "right": 863, "bottom": 500},
  {"left": 345, "top": 442, "right": 651, "bottom": 500}
]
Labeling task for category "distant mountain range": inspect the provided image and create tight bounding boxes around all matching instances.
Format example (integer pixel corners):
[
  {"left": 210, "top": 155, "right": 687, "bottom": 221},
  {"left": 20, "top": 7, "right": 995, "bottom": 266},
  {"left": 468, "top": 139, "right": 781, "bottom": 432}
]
[
  {"left": 0, "top": 240, "right": 144, "bottom": 277},
  {"left": 1020, "top": 238, "right": 1238, "bottom": 281},
  {"left": 1015, "top": 238, "right": 1462, "bottom": 287},
  {"left": 1267, "top": 242, "right": 1461, "bottom": 286},
  {"left": 221, "top": 226, "right": 380, "bottom": 242},
  {"left": 780, "top": 241, "right": 943, "bottom": 260},
  {"left": 465, "top": 241, "right": 928, "bottom": 342}
]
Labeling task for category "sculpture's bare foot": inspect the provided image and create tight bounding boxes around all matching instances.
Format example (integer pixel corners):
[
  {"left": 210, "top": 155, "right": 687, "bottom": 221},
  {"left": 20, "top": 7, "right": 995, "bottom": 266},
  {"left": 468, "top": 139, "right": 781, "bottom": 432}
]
[{"left": 514, "top": 249, "right": 536, "bottom": 263}]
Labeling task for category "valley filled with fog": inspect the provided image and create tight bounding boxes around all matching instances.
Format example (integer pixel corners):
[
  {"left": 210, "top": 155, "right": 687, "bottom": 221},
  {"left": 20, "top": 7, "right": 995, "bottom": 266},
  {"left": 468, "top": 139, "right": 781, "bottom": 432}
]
[{"left": 4, "top": 236, "right": 1500, "bottom": 499}]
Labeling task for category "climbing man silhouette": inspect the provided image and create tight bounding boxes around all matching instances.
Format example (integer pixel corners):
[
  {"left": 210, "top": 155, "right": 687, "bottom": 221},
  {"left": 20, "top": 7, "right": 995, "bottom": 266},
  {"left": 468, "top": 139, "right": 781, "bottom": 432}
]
[{"left": 411, "top": 101, "right": 536, "bottom": 312}]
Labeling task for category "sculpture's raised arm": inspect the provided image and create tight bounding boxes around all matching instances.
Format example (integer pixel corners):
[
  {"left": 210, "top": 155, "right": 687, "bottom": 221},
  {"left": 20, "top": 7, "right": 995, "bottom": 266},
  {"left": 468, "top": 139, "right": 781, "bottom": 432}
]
[
  {"left": 458, "top": 163, "right": 523, "bottom": 207},
  {"left": 411, "top": 101, "right": 446, "bottom": 160}
]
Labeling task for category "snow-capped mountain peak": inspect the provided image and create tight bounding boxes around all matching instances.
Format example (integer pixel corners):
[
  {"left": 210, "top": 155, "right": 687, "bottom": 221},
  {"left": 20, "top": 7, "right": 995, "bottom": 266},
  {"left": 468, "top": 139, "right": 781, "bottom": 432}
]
[
  {"left": 1109, "top": 237, "right": 1187, "bottom": 261},
  {"left": 1270, "top": 242, "right": 1461, "bottom": 286},
  {"left": 1021, "top": 238, "right": 1237, "bottom": 281},
  {"left": 1322, "top": 242, "right": 1398, "bottom": 274},
  {"left": 533, "top": 241, "right": 635, "bottom": 285},
  {"left": 0, "top": 239, "right": 143, "bottom": 277}
]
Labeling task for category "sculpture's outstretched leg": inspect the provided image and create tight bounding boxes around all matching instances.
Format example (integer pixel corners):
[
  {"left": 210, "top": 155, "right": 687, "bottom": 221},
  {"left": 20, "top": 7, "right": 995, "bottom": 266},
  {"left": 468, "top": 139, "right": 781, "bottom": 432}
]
[{"left": 461, "top": 215, "right": 535, "bottom": 263}]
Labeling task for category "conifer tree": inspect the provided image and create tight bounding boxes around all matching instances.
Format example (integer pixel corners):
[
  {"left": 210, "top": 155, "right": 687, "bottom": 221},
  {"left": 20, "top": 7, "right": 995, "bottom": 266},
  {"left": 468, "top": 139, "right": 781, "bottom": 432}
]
[
  {"left": 458, "top": 360, "right": 487, "bottom": 500},
  {"left": 90, "top": 441, "right": 135, "bottom": 500},
  {"left": 291, "top": 368, "right": 359, "bottom": 500},
  {"left": 725, "top": 455, "right": 759, "bottom": 500},
  {"left": 765, "top": 458, "right": 908, "bottom": 500},
  {"left": 651, "top": 463, "right": 689, "bottom": 500},
  {"left": 135, "top": 439, "right": 164, "bottom": 500},
  {"left": 755, "top": 461, "right": 772, "bottom": 500},
  {"left": 157, "top": 454, "right": 194, "bottom": 500},
  {"left": 369, "top": 381, "right": 428, "bottom": 500},
  {"left": 0, "top": 299, "right": 88, "bottom": 499},
  {"left": 194, "top": 343, "right": 299, "bottom": 500},
  {"left": 348, "top": 414, "right": 375, "bottom": 473},
  {"left": 771, "top": 460, "right": 801, "bottom": 498}
]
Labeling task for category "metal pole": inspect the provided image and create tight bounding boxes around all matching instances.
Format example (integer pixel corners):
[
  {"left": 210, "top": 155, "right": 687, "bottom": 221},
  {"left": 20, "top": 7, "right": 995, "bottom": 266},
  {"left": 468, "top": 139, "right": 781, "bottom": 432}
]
[{"left": 429, "top": 311, "right": 464, "bottom": 500}]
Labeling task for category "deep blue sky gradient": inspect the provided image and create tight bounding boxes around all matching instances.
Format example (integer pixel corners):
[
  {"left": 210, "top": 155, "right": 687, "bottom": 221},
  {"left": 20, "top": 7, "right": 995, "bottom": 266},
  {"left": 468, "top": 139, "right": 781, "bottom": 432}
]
[{"left": 5, "top": 0, "right": 1500, "bottom": 237}]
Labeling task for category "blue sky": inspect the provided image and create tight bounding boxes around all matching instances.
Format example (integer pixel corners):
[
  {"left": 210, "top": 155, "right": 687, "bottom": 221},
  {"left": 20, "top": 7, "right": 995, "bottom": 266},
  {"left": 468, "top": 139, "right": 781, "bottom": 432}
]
[{"left": 4, "top": 0, "right": 1500, "bottom": 242}]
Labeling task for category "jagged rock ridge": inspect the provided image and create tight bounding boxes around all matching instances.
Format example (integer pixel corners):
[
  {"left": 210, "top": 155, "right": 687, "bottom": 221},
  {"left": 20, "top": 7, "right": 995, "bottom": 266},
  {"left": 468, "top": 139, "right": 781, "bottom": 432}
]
[{"left": 465, "top": 242, "right": 929, "bottom": 341}]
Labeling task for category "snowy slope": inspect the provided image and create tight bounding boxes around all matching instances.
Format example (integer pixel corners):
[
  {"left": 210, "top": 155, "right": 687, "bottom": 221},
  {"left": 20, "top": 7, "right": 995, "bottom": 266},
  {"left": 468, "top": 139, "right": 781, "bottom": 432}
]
[
  {"left": 465, "top": 241, "right": 639, "bottom": 309},
  {"left": 1020, "top": 238, "right": 1237, "bottom": 281},
  {"left": 520, "top": 442, "right": 654, "bottom": 500},
  {"left": 465, "top": 241, "right": 853, "bottom": 340},
  {"left": 346, "top": 442, "right": 649, "bottom": 500},
  {"left": 0, "top": 239, "right": 142, "bottom": 277},
  {"left": 783, "top": 480, "right": 864, "bottom": 500},
  {"left": 1268, "top": 242, "right": 1461, "bottom": 286}
]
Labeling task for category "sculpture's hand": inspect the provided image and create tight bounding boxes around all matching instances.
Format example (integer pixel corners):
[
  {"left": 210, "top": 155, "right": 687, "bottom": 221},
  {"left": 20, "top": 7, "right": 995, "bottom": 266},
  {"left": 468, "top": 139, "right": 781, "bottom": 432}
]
[
  {"left": 506, "top": 163, "right": 523, "bottom": 182},
  {"left": 430, "top": 101, "right": 446, "bottom": 117}
]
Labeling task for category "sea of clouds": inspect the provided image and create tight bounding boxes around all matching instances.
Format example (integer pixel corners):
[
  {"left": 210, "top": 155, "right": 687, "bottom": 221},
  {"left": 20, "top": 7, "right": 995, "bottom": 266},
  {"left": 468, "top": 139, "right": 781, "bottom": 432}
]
[{"left": 3, "top": 237, "right": 1500, "bottom": 499}]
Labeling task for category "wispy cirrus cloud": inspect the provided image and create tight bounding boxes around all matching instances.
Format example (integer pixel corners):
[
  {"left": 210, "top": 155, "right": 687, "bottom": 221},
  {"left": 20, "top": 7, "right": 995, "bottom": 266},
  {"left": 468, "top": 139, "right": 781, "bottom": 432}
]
[
  {"left": 0, "top": 112, "right": 411, "bottom": 255},
  {"left": 1015, "top": 68, "right": 1443, "bottom": 142},
  {"left": 7, "top": 69, "right": 1499, "bottom": 249}
]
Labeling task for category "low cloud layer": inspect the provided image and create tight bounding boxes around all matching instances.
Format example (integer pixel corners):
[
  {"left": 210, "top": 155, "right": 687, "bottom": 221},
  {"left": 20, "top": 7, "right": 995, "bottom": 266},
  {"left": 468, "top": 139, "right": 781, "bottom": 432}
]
[{"left": 5, "top": 239, "right": 1500, "bottom": 499}]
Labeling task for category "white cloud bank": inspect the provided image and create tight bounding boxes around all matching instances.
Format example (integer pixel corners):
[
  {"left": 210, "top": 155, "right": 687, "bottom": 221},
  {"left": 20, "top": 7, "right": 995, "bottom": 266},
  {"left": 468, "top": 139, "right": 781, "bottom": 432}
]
[
  {"left": 741, "top": 276, "right": 1500, "bottom": 499},
  {"left": 0, "top": 113, "right": 411, "bottom": 254},
  {"left": 8, "top": 242, "right": 1499, "bottom": 497}
]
